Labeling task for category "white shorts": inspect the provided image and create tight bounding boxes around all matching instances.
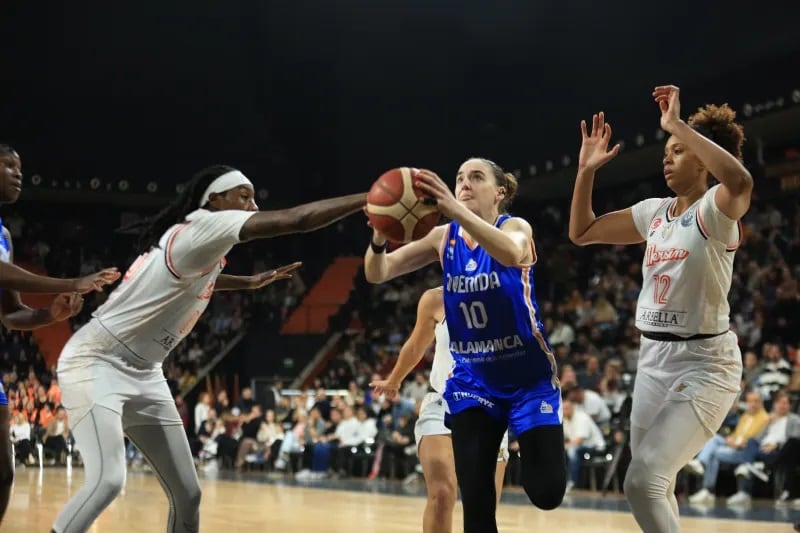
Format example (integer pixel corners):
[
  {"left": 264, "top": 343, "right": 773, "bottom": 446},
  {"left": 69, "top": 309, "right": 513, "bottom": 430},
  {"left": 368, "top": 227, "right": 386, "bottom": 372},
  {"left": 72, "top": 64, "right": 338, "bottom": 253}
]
[
  {"left": 414, "top": 392, "right": 509, "bottom": 462},
  {"left": 57, "top": 320, "right": 181, "bottom": 429},
  {"left": 631, "top": 331, "right": 742, "bottom": 436}
]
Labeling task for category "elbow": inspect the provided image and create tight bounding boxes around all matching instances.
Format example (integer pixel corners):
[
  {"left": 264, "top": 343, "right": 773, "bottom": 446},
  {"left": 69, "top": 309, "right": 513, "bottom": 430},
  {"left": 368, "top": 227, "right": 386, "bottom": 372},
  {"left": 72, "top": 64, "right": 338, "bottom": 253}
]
[
  {"left": 568, "top": 232, "right": 590, "bottom": 247},
  {"left": 734, "top": 171, "right": 754, "bottom": 196},
  {"left": 363, "top": 268, "right": 384, "bottom": 285}
]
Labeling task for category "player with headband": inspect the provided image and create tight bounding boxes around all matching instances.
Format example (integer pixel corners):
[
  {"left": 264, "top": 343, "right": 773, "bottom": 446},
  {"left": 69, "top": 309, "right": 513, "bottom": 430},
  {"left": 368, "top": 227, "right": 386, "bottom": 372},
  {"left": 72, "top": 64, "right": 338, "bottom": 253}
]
[{"left": 52, "top": 165, "right": 366, "bottom": 533}]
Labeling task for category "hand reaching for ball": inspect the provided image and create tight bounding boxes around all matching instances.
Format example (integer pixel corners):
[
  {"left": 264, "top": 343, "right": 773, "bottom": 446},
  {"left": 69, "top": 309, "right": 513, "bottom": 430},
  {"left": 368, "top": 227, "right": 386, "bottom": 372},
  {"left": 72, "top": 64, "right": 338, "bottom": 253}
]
[
  {"left": 413, "top": 169, "right": 460, "bottom": 219},
  {"left": 365, "top": 167, "right": 440, "bottom": 243}
]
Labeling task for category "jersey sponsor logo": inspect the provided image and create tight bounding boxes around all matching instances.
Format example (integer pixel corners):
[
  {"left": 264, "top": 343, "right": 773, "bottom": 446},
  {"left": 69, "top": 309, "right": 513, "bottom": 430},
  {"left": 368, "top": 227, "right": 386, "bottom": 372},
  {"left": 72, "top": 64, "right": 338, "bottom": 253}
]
[
  {"left": 637, "top": 307, "right": 688, "bottom": 328},
  {"left": 680, "top": 208, "right": 696, "bottom": 227},
  {"left": 649, "top": 217, "right": 663, "bottom": 237},
  {"left": 449, "top": 335, "right": 523, "bottom": 355},
  {"left": 465, "top": 258, "right": 478, "bottom": 272},
  {"left": 539, "top": 401, "right": 553, "bottom": 414},
  {"left": 644, "top": 245, "right": 690, "bottom": 267},
  {"left": 451, "top": 391, "right": 495, "bottom": 409},
  {"left": 445, "top": 271, "right": 502, "bottom": 293},
  {"left": 155, "top": 333, "right": 178, "bottom": 350}
]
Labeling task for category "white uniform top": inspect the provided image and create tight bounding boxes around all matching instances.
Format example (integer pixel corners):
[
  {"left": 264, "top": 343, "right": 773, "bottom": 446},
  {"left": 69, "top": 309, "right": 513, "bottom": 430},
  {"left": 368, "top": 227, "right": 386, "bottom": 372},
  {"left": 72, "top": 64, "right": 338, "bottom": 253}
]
[
  {"left": 429, "top": 319, "right": 455, "bottom": 394},
  {"left": 91, "top": 208, "right": 256, "bottom": 365},
  {"left": 631, "top": 185, "right": 742, "bottom": 337}
]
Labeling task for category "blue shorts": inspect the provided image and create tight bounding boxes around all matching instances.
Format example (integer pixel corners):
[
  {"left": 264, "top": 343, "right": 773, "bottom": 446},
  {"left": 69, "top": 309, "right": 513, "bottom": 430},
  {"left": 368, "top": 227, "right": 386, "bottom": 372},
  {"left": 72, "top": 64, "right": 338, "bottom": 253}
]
[
  {"left": 0, "top": 382, "right": 6, "bottom": 407},
  {"left": 442, "top": 369, "right": 562, "bottom": 436}
]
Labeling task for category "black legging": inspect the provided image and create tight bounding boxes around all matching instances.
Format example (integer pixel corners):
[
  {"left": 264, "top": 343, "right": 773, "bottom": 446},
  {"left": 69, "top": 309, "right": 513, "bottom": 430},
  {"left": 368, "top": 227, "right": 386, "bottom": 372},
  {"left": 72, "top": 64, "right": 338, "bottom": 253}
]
[{"left": 450, "top": 408, "right": 567, "bottom": 533}]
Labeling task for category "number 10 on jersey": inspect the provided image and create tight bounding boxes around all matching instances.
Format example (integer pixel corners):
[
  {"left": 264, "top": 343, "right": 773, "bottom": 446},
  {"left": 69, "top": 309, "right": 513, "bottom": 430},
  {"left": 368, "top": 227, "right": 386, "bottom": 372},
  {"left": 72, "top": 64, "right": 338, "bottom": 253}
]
[{"left": 459, "top": 301, "right": 488, "bottom": 329}]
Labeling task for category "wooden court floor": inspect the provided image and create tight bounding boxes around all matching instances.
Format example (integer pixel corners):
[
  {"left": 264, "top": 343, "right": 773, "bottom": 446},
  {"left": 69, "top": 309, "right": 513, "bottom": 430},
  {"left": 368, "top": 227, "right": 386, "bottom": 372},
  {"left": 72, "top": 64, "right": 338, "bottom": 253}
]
[{"left": 4, "top": 468, "right": 796, "bottom": 532}]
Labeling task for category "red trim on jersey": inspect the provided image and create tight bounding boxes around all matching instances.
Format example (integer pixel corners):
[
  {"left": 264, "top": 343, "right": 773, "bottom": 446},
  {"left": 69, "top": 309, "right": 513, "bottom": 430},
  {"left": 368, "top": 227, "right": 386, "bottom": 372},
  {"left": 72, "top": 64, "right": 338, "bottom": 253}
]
[
  {"left": 695, "top": 204, "right": 711, "bottom": 240},
  {"left": 520, "top": 266, "right": 558, "bottom": 388},
  {"left": 165, "top": 223, "right": 190, "bottom": 278},
  {"left": 726, "top": 220, "right": 744, "bottom": 251},
  {"left": 458, "top": 227, "right": 478, "bottom": 250},
  {"left": 438, "top": 224, "right": 451, "bottom": 267}
]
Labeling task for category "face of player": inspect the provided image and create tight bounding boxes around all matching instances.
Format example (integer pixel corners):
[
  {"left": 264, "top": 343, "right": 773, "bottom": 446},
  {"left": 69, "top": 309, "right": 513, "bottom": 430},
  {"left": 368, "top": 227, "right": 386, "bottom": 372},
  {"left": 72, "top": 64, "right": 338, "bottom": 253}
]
[
  {"left": 209, "top": 185, "right": 258, "bottom": 211},
  {"left": 455, "top": 159, "right": 505, "bottom": 220},
  {"left": 663, "top": 137, "right": 706, "bottom": 196},
  {"left": 0, "top": 151, "right": 23, "bottom": 204}
]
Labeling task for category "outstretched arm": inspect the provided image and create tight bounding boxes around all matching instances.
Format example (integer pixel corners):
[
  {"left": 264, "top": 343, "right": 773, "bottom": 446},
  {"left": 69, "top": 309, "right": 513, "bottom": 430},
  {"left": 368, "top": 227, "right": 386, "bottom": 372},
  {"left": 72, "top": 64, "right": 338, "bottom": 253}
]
[
  {"left": 214, "top": 262, "right": 302, "bottom": 292},
  {"left": 370, "top": 287, "right": 442, "bottom": 398},
  {"left": 569, "top": 112, "right": 643, "bottom": 246},
  {"left": 238, "top": 193, "right": 367, "bottom": 241},
  {"left": 654, "top": 85, "right": 753, "bottom": 221}
]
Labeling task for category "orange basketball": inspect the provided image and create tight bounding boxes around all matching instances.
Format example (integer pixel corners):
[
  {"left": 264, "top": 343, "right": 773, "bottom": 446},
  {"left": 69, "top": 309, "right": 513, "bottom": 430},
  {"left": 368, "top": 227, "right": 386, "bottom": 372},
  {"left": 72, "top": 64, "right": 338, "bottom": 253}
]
[{"left": 366, "top": 167, "right": 441, "bottom": 243}]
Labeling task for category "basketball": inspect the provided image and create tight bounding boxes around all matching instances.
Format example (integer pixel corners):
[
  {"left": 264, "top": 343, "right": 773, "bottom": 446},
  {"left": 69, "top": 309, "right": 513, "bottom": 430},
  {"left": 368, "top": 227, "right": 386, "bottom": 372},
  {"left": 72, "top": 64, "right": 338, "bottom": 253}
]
[{"left": 366, "top": 167, "right": 441, "bottom": 243}]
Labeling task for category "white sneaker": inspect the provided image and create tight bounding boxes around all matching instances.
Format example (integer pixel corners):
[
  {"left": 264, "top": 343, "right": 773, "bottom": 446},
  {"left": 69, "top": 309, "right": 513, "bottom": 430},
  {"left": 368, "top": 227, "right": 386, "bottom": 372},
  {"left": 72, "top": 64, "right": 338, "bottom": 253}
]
[
  {"left": 747, "top": 462, "right": 769, "bottom": 482},
  {"left": 295, "top": 469, "right": 312, "bottom": 480},
  {"left": 689, "top": 488, "right": 714, "bottom": 504},
  {"left": 726, "top": 491, "right": 752, "bottom": 506},
  {"left": 685, "top": 459, "right": 705, "bottom": 476},
  {"left": 734, "top": 463, "right": 751, "bottom": 478},
  {"left": 565, "top": 481, "right": 575, "bottom": 493}
]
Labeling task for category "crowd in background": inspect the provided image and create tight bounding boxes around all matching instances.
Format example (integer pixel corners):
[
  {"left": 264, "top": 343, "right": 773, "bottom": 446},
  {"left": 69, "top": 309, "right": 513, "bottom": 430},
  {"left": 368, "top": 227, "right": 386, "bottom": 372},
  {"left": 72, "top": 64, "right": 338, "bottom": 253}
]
[{"left": 2, "top": 178, "right": 800, "bottom": 502}]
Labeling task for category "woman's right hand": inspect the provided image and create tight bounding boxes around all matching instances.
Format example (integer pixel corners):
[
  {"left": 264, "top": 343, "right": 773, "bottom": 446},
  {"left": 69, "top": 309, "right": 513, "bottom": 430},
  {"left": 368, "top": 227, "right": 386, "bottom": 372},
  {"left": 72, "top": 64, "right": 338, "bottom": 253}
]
[{"left": 578, "top": 112, "right": 621, "bottom": 172}]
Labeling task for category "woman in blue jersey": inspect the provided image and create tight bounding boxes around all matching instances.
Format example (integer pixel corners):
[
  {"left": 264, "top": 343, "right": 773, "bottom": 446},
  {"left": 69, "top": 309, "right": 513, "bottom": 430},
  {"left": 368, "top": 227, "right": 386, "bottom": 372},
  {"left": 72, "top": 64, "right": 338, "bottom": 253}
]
[
  {"left": 365, "top": 158, "right": 565, "bottom": 533},
  {"left": 0, "top": 144, "right": 120, "bottom": 527}
]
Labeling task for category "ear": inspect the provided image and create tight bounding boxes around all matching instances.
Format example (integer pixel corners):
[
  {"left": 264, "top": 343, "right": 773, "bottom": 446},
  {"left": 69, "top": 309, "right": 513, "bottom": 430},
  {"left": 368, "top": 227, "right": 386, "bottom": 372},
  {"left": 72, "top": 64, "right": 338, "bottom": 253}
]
[{"left": 496, "top": 186, "right": 506, "bottom": 201}]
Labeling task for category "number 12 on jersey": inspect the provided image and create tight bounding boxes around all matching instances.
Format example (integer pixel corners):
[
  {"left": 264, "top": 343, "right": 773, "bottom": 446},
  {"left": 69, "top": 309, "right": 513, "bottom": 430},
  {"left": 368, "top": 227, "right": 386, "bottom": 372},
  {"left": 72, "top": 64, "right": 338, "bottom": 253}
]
[
  {"left": 652, "top": 274, "right": 671, "bottom": 305},
  {"left": 459, "top": 301, "right": 488, "bottom": 329}
]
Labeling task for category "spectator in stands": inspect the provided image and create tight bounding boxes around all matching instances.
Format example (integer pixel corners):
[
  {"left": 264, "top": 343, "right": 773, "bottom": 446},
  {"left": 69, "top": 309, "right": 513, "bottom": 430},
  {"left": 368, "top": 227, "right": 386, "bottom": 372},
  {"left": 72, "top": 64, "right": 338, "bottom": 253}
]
[
  {"left": 312, "top": 388, "right": 331, "bottom": 421},
  {"left": 10, "top": 412, "right": 31, "bottom": 465},
  {"left": 741, "top": 351, "right": 761, "bottom": 390},
  {"left": 548, "top": 315, "right": 575, "bottom": 348},
  {"left": 755, "top": 343, "right": 793, "bottom": 405},
  {"left": 687, "top": 390, "right": 770, "bottom": 504},
  {"left": 235, "top": 404, "right": 265, "bottom": 469},
  {"left": 235, "top": 387, "right": 256, "bottom": 415},
  {"left": 726, "top": 391, "right": 800, "bottom": 506},
  {"left": 194, "top": 392, "right": 212, "bottom": 435},
  {"left": 43, "top": 406, "right": 70, "bottom": 465},
  {"left": 562, "top": 398, "right": 606, "bottom": 491},
  {"left": 258, "top": 409, "right": 284, "bottom": 468},
  {"left": 402, "top": 372, "right": 428, "bottom": 404},
  {"left": 566, "top": 385, "right": 611, "bottom": 428},
  {"left": 578, "top": 356, "right": 602, "bottom": 391}
]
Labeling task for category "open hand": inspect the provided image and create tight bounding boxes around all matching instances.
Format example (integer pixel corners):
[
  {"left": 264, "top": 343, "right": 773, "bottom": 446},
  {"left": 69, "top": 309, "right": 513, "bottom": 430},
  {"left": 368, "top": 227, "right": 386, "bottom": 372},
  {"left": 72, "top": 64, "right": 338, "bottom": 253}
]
[
  {"left": 247, "top": 262, "right": 302, "bottom": 289},
  {"left": 369, "top": 378, "right": 400, "bottom": 400},
  {"left": 578, "top": 111, "right": 620, "bottom": 171}
]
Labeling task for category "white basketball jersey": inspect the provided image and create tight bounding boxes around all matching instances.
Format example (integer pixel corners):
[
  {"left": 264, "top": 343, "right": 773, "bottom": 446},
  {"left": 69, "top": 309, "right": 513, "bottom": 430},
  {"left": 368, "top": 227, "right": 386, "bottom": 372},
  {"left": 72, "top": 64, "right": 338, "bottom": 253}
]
[
  {"left": 429, "top": 319, "right": 455, "bottom": 393},
  {"left": 91, "top": 208, "right": 256, "bottom": 365},
  {"left": 631, "top": 185, "right": 742, "bottom": 336}
]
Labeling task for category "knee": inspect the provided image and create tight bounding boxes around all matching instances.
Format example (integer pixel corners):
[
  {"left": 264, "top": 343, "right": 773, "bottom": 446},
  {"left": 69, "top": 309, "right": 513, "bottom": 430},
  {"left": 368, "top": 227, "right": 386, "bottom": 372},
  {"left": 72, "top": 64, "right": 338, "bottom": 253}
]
[
  {"left": 186, "top": 484, "right": 202, "bottom": 510},
  {"left": 624, "top": 456, "right": 670, "bottom": 500},
  {"left": 96, "top": 473, "right": 126, "bottom": 503},
  {"left": 523, "top": 473, "right": 567, "bottom": 511},
  {"left": 427, "top": 479, "right": 457, "bottom": 514}
]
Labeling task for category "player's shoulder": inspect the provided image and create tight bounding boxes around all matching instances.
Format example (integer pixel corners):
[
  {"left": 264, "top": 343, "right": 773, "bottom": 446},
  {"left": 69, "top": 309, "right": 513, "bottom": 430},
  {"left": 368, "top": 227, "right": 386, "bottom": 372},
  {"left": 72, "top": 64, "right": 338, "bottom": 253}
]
[
  {"left": 418, "top": 286, "right": 444, "bottom": 314},
  {"left": 498, "top": 215, "right": 533, "bottom": 235}
]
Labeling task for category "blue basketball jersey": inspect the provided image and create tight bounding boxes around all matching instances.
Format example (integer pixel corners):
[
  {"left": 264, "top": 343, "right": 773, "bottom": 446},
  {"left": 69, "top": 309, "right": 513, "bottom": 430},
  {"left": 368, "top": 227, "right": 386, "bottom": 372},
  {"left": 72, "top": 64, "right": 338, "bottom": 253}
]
[
  {"left": 0, "top": 218, "right": 8, "bottom": 404},
  {"left": 442, "top": 214, "right": 557, "bottom": 391}
]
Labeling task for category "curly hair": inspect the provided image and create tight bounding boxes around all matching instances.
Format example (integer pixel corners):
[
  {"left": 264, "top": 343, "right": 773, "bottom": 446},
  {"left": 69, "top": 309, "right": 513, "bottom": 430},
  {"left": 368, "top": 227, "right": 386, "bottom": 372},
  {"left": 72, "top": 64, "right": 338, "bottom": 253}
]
[{"left": 688, "top": 104, "right": 745, "bottom": 162}]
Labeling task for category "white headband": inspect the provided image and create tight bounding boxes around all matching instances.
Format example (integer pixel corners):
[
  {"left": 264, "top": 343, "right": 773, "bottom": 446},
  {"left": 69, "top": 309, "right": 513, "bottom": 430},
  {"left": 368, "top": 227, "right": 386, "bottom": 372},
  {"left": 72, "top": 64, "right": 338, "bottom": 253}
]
[{"left": 198, "top": 170, "right": 254, "bottom": 208}]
